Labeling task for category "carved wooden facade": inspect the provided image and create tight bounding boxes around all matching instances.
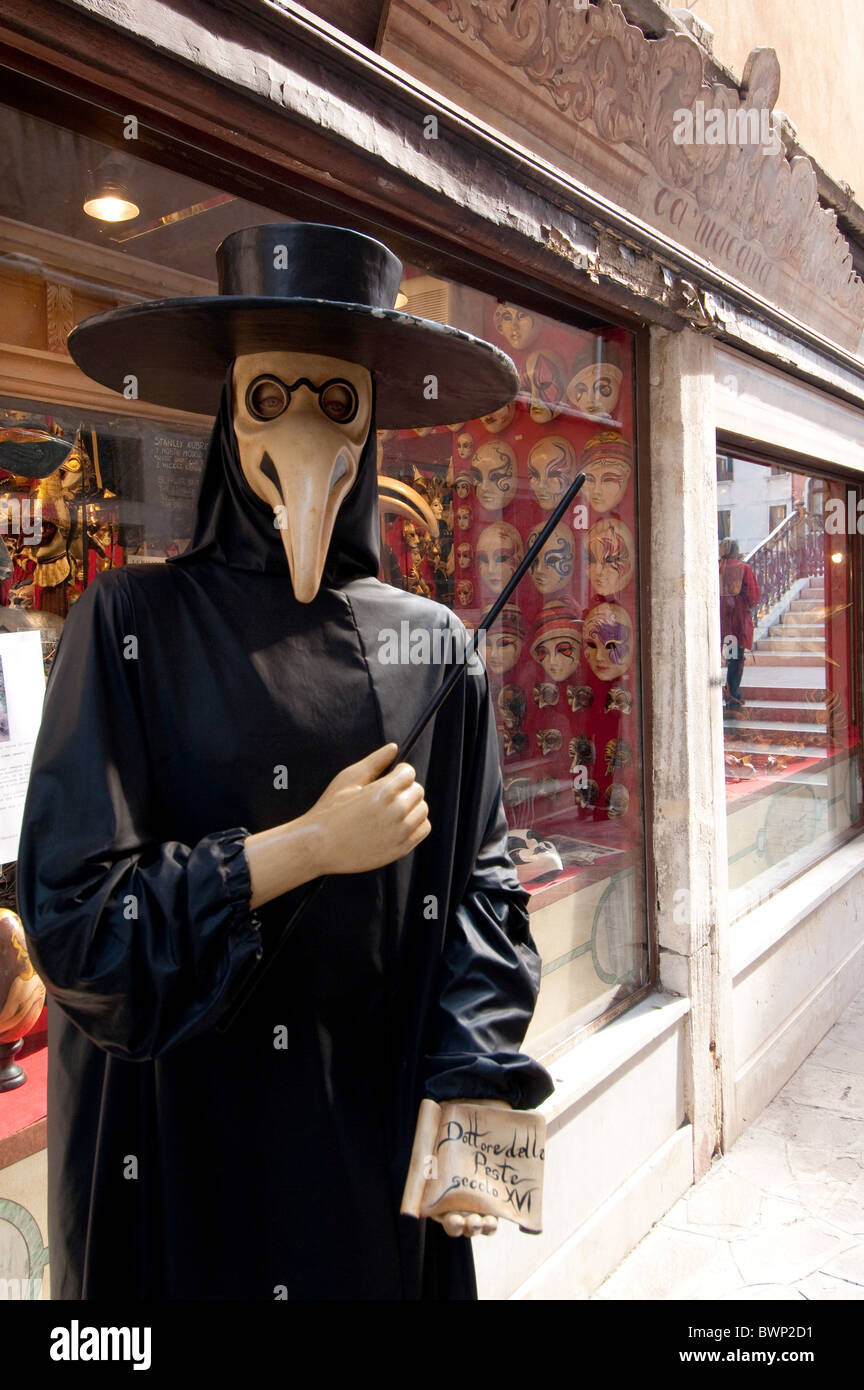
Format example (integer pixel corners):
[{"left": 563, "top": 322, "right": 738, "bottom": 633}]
[{"left": 381, "top": 0, "right": 864, "bottom": 351}]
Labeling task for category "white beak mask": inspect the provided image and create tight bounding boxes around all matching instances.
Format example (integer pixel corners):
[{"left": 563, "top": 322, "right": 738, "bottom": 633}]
[{"left": 233, "top": 350, "right": 372, "bottom": 603}]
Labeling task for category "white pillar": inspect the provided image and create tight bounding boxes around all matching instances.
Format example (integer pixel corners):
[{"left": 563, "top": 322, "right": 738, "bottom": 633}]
[{"left": 648, "top": 325, "right": 736, "bottom": 1174}]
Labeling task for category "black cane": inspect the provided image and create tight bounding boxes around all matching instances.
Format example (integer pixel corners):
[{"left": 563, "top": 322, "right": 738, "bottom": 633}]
[{"left": 217, "top": 472, "right": 586, "bottom": 1031}]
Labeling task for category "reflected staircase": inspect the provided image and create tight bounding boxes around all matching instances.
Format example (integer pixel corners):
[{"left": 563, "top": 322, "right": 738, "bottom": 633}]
[{"left": 724, "top": 500, "right": 828, "bottom": 786}]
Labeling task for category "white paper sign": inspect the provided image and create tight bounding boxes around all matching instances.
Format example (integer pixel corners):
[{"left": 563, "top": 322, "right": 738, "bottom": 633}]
[{"left": 0, "top": 631, "right": 46, "bottom": 861}]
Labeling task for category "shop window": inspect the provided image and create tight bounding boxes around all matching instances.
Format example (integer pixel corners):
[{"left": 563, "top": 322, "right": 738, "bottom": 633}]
[
  {"left": 379, "top": 286, "right": 646, "bottom": 1051},
  {"left": 0, "top": 96, "right": 648, "bottom": 1054},
  {"left": 718, "top": 453, "right": 863, "bottom": 917}
]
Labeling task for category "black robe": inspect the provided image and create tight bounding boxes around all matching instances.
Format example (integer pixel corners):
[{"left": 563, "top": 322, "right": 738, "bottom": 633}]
[{"left": 17, "top": 378, "right": 553, "bottom": 1301}]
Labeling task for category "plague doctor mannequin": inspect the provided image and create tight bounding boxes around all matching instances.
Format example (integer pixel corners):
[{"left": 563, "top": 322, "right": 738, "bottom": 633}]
[{"left": 17, "top": 224, "right": 553, "bottom": 1301}]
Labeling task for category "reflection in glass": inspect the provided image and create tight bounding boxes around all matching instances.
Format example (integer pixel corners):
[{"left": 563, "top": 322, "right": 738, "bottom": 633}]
[{"left": 718, "top": 458, "right": 863, "bottom": 916}]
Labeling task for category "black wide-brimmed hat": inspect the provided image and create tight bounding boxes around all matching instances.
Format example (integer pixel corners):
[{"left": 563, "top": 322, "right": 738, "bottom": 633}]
[{"left": 67, "top": 223, "right": 519, "bottom": 429}]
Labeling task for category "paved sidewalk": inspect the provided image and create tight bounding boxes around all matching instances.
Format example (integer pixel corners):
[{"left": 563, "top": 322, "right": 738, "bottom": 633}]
[{"left": 592, "top": 986, "right": 864, "bottom": 1301}]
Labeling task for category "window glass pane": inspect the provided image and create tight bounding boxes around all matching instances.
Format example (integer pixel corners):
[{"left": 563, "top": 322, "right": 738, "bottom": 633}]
[
  {"left": 0, "top": 96, "right": 649, "bottom": 1049},
  {"left": 718, "top": 455, "right": 864, "bottom": 916},
  {"left": 379, "top": 291, "right": 647, "bottom": 1051}
]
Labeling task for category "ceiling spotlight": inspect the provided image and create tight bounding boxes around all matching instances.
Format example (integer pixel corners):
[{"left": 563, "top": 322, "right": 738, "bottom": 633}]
[{"left": 83, "top": 156, "right": 139, "bottom": 223}]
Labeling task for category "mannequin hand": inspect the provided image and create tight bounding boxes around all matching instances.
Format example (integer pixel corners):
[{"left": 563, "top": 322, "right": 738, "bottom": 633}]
[
  {"left": 245, "top": 744, "right": 429, "bottom": 908},
  {"left": 429, "top": 1098, "right": 511, "bottom": 1238},
  {"left": 308, "top": 743, "right": 431, "bottom": 875}
]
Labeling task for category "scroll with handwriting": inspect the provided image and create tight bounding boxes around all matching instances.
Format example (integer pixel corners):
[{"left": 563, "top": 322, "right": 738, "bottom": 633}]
[{"left": 400, "top": 1099, "right": 546, "bottom": 1233}]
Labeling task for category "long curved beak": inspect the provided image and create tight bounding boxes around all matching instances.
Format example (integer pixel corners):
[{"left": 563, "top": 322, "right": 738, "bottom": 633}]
[{"left": 261, "top": 445, "right": 356, "bottom": 603}]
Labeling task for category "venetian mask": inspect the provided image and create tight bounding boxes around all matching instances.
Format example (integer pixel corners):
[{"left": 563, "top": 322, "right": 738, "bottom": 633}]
[
  {"left": 582, "top": 602, "right": 634, "bottom": 681},
  {"left": 493, "top": 303, "right": 541, "bottom": 351},
  {"left": 503, "top": 729, "right": 528, "bottom": 757},
  {"left": 455, "top": 579, "right": 474, "bottom": 606},
  {"left": 456, "top": 432, "right": 475, "bottom": 461},
  {"left": 456, "top": 506, "right": 472, "bottom": 531},
  {"left": 477, "top": 522, "right": 524, "bottom": 595},
  {"left": 580, "top": 434, "right": 633, "bottom": 515},
  {"left": 524, "top": 351, "right": 566, "bottom": 424},
  {"left": 527, "top": 521, "right": 574, "bottom": 595},
  {"left": 472, "top": 441, "right": 518, "bottom": 513},
  {"left": 530, "top": 601, "right": 582, "bottom": 681},
  {"left": 455, "top": 541, "right": 473, "bottom": 570},
  {"left": 481, "top": 401, "right": 516, "bottom": 434},
  {"left": 533, "top": 682, "right": 559, "bottom": 709},
  {"left": 485, "top": 604, "right": 525, "bottom": 675},
  {"left": 532, "top": 635, "right": 581, "bottom": 682},
  {"left": 527, "top": 436, "right": 577, "bottom": 512},
  {"left": 569, "top": 735, "right": 596, "bottom": 773},
  {"left": 536, "top": 729, "right": 563, "bottom": 757},
  {"left": 604, "top": 738, "right": 633, "bottom": 775},
  {"left": 605, "top": 785, "right": 630, "bottom": 818},
  {"left": 233, "top": 350, "right": 372, "bottom": 603},
  {"left": 497, "top": 683, "right": 527, "bottom": 730},
  {"left": 566, "top": 361, "right": 624, "bottom": 418},
  {"left": 605, "top": 686, "right": 632, "bottom": 714},
  {"left": 573, "top": 779, "right": 600, "bottom": 809},
  {"left": 586, "top": 517, "right": 635, "bottom": 596},
  {"left": 567, "top": 684, "right": 594, "bottom": 710}
]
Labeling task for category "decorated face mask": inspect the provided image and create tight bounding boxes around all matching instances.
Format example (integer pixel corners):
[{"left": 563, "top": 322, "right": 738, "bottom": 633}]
[
  {"left": 568, "top": 735, "right": 596, "bottom": 773},
  {"left": 524, "top": 351, "right": 566, "bottom": 424},
  {"left": 582, "top": 602, "right": 634, "bottom": 680},
  {"left": 233, "top": 351, "right": 372, "bottom": 603},
  {"left": 574, "top": 779, "right": 600, "bottom": 809},
  {"left": 472, "top": 441, "right": 518, "bottom": 513},
  {"left": 579, "top": 434, "right": 633, "bottom": 514},
  {"left": 493, "top": 303, "right": 541, "bottom": 350},
  {"left": 532, "top": 636, "right": 581, "bottom": 682},
  {"left": 481, "top": 402, "right": 516, "bottom": 434},
  {"left": 530, "top": 601, "right": 582, "bottom": 680},
  {"left": 477, "top": 522, "right": 524, "bottom": 595},
  {"left": 455, "top": 541, "right": 473, "bottom": 570},
  {"left": 497, "top": 683, "right": 527, "bottom": 731},
  {"left": 605, "top": 785, "right": 630, "bottom": 818},
  {"left": 456, "top": 506, "right": 472, "bottom": 531},
  {"left": 527, "top": 436, "right": 577, "bottom": 511},
  {"left": 586, "top": 517, "right": 635, "bottom": 596},
  {"left": 533, "top": 682, "right": 559, "bottom": 709},
  {"left": 536, "top": 728, "right": 563, "bottom": 757},
  {"left": 485, "top": 604, "right": 524, "bottom": 675},
  {"left": 605, "top": 686, "right": 633, "bottom": 714},
  {"left": 527, "top": 521, "right": 574, "bottom": 595},
  {"left": 454, "top": 471, "right": 474, "bottom": 500},
  {"left": 567, "top": 684, "right": 594, "bottom": 710},
  {"left": 566, "top": 362, "right": 624, "bottom": 418},
  {"left": 455, "top": 579, "right": 474, "bottom": 606},
  {"left": 456, "top": 432, "right": 475, "bottom": 461}
]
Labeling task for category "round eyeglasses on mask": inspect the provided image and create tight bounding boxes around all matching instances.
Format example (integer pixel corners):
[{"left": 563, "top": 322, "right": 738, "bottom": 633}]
[{"left": 245, "top": 374, "right": 360, "bottom": 424}]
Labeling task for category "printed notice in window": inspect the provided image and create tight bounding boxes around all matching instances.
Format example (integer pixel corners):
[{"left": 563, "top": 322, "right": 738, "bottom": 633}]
[{"left": 0, "top": 631, "right": 46, "bottom": 861}]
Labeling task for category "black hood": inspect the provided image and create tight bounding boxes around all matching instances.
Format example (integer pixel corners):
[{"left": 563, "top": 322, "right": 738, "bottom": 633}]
[{"left": 170, "top": 364, "right": 381, "bottom": 587}]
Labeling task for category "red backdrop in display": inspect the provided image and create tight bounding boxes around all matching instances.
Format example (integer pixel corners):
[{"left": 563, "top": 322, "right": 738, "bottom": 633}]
[{"left": 379, "top": 300, "right": 640, "bottom": 890}]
